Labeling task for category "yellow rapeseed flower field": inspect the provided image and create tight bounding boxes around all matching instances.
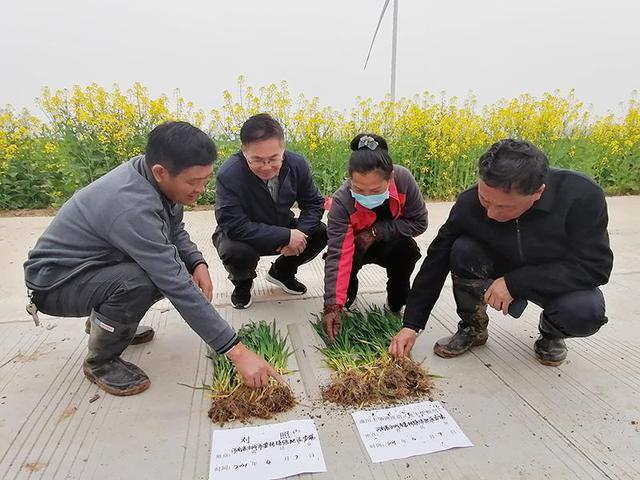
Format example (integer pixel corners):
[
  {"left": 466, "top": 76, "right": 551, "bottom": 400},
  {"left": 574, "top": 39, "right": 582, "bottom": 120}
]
[{"left": 0, "top": 79, "right": 638, "bottom": 209}]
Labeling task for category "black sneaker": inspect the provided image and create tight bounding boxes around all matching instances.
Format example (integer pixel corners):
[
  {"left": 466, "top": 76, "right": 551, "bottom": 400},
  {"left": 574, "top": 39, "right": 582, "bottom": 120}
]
[
  {"left": 231, "top": 280, "right": 253, "bottom": 309},
  {"left": 266, "top": 265, "right": 307, "bottom": 295}
]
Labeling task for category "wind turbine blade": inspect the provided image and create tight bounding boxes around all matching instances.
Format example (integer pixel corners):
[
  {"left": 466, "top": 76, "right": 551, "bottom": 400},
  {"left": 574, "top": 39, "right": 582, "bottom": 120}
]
[{"left": 363, "top": 0, "right": 391, "bottom": 70}]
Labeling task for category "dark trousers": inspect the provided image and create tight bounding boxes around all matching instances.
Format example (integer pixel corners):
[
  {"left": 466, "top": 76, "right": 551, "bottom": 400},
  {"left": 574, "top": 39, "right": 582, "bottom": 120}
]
[
  {"left": 212, "top": 223, "right": 328, "bottom": 282},
  {"left": 347, "top": 236, "right": 422, "bottom": 311},
  {"left": 449, "top": 236, "right": 607, "bottom": 338},
  {"left": 31, "top": 262, "right": 163, "bottom": 325}
]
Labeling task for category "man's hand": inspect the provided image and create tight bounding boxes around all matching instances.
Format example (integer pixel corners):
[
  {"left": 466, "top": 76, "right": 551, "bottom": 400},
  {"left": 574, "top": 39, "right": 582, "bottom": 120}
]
[
  {"left": 192, "top": 263, "right": 213, "bottom": 302},
  {"left": 225, "top": 343, "right": 287, "bottom": 388},
  {"left": 354, "top": 227, "right": 376, "bottom": 254},
  {"left": 483, "top": 277, "right": 514, "bottom": 315},
  {"left": 323, "top": 304, "right": 342, "bottom": 341},
  {"left": 287, "top": 229, "right": 307, "bottom": 255},
  {"left": 389, "top": 327, "right": 418, "bottom": 359},
  {"left": 279, "top": 245, "right": 297, "bottom": 257}
]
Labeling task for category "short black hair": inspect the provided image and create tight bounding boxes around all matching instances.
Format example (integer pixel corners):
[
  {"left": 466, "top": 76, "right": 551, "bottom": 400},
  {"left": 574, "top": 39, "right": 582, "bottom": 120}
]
[
  {"left": 240, "top": 113, "right": 285, "bottom": 145},
  {"left": 348, "top": 133, "right": 393, "bottom": 180},
  {"left": 145, "top": 121, "right": 217, "bottom": 175},
  {"left": 478, "top": 139, "right": 549, "bottom": 195}
]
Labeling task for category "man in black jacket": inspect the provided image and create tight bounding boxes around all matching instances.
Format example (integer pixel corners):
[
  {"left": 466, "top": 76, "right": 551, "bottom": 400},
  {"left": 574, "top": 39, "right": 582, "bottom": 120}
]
[
  {"left": 389, "top": 139, "right": 613, "bottom": 366},
  {"left": 213, "top": 114, "right": 327, "bottom": 309}
]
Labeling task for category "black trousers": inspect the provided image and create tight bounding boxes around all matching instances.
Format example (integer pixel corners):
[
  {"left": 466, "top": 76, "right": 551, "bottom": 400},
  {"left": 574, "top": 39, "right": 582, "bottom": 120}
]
[
  {"left": 449, "top": 236, "right": 607, "bottom": 338},
  {"left": 31, "top": 262, "right": 163, "bottom": 325},
  {"left": 347, "top": 236, "right": 422, "bottom": 311},
  {"left": 213, "top": 223, "right": 328, "bottom": 282}
]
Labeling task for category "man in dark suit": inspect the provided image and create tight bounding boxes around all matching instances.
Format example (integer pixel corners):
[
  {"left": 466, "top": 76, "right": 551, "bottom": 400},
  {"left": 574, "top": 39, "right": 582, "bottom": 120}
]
[{"left": 213, "top": 113, "right": 327, "bottom": 309}]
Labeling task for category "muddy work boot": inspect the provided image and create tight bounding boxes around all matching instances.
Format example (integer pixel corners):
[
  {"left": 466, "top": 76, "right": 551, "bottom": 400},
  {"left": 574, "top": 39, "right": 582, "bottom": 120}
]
[
  {"left": 534, "top": 313, "right": 567, "bottom": 366},
  {"left": 534, "top": 335, "right": 567, "bottom": 366},
  {"left": 434, "top": 276, "right": 489, "bottom": 358},
  {"left": 85, "top": 318, "right": 155, "bottom": 345},
  {"left": 83, "top": 311, "right": 151, "bottom": 396},
  {"left": 434, "top": 311, "right": 489, "bottom": 358}
]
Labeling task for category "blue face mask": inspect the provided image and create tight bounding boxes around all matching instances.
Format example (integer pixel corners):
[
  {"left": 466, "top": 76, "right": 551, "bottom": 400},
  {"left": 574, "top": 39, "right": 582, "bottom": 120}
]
[{"left": 350, "top": 189, "right": 389, "bottom": 209}]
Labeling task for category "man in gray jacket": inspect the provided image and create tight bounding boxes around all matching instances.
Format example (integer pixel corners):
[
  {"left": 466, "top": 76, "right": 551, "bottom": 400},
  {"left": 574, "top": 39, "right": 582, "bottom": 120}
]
[{"left": 24, "top": 122, "right": 282, "bottom": 396}]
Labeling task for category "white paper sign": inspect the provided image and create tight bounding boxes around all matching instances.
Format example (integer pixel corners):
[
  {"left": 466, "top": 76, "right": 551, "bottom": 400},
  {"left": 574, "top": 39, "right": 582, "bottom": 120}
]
[
  {"left": 210, "top": 419, "right": 326, "bottom": 480},
  {"left": 352, "top": 401, "right": 473, "bottom": 463}
]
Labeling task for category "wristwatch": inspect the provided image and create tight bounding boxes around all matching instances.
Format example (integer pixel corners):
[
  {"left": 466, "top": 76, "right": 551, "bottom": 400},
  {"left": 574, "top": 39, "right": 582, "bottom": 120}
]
[{"left": 406, "top": 325, "right": 423, "bottom": 336}]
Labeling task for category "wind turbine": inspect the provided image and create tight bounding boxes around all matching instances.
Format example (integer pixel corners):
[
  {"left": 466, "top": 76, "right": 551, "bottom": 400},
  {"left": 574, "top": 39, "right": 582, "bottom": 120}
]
[{"left": 363, "top": 0, "right": 399, "bottom": 102}]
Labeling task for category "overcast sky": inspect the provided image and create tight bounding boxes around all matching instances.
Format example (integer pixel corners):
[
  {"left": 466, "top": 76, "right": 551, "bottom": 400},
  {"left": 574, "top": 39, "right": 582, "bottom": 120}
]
[{"left": 2, "top": 0, "right": 638, "bottom": 115}]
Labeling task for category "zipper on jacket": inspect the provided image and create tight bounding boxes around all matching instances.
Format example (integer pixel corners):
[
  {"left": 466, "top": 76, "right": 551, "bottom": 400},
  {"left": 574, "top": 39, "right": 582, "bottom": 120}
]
[{"left": 516, "top": 219, "right": 525, "bottom": 264}]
